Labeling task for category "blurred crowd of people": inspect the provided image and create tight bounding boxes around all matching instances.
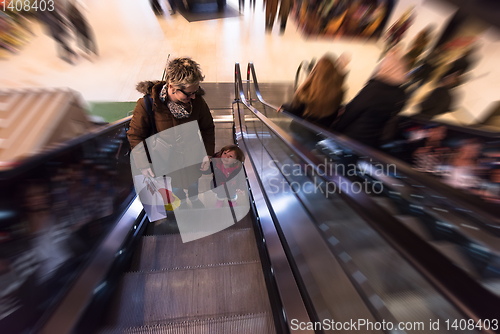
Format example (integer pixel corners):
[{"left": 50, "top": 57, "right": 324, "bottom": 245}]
[
  {"left": 293, "top": 0, "right": 392, "bottom": 38},
  {"left": 279, "top": 16, "right": 491, "bottom": 201},
  {"left": 283, "top": 21, "right": 480, "bottom": 139},
  {"left": 403, "top": 125, "right": 500, "bottom": 203},
  {"left": 0, "top": 0, "right": 97, "bottom": 64}
]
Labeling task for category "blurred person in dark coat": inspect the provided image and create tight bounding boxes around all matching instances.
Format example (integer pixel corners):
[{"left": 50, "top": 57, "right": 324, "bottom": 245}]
[
  {"left": 278, "top": 0, "right": 293, "bottom": 34},
  {"left": 403, "top": 46, "right": 445, "bottom": 96},
  {"left": 404, "top": 25, "right": 435, "bottom": 69},
  {"left": 441, "top": 46, "right": 478, "bottom": 85},
  {"left": 66, "top": 0, "right": 98, "bottom": 57},
  {"left": 330, "top": 47, "right": 408, "bottom": 147},
  {"left": 39, "top": 8, "right": 77, "bottom": 64},
  {"left": 417, "top": 71, "right": 460, "bottom": 119},
  {"left": 150, "top": 0, "right": 163, "bottom": 15},
  {"left": 264, "top": 0, "right": 279, "bottom": 32}
]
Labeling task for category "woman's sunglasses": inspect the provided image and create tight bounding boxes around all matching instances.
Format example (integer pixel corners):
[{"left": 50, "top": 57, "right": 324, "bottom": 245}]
[{"left": 179, "top": 87, "right": 200, "bottom": 97}]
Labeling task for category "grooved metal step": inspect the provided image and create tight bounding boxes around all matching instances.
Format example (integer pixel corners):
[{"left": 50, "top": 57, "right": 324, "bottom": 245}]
[
  {"left": 144, "top": 209, "right": 253, "bottom": 236},
  {"left": 97, "top": 312, "right": 275, "bottom": 334},
  {"left": 349, "top": 247, "right": 430, "bottom": 296},
  {"left": 101, "top": 262, "right": 272, "bottom": 329},
  {"left": 394, "top": 215, "right": 433, "bottom": 241},
  {"left": 129, "top": 228, "right": 260, "bottom": 272},
  {"left": 326, "top": 219, "right": 389, "bottom": 252},
  {"left": 430, "top": 241, "right": 479, "bottom": 278},
  {"left": 384, "top": 290, "right": 456, "bottom": 334},
  {"left": 371, "top": 197, "right": 401, "bottom": 216}
]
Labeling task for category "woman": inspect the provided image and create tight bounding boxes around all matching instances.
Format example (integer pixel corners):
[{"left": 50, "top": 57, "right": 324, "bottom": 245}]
[
  {"left": 279, "top": 54, "right": 347, "bottom": 128},
  {"left": 330, "top": 47, "right": 408, "bottom": 147},
  {"left": 128, "top": 57, "right": 215, "bottom": 208}
]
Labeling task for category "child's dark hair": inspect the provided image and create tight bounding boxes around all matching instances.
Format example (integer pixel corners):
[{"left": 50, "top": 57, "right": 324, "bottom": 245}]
[{"left": 217, "top": 144, "right": 245, "bottom": 163}]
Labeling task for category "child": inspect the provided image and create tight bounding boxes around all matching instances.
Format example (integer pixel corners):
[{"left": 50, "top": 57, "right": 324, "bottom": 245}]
[{"left": 206, "top": 145, "right": 246, "bottom": 208}]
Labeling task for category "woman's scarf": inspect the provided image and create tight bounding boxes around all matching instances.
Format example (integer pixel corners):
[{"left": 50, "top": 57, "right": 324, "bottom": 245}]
[{"left": 160, "top": 83, "right": 193, "bottom": 119}]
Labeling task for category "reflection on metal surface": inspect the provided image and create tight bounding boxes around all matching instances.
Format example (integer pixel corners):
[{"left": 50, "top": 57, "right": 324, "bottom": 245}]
[
  {"left": 233, "top": 73, "right": 314, "bottom": 332},
  {"left": 0, "top": 119, "right": 135, "bottom": 334},
  {"left": 41, "top": 196, "right": 143, "bottom": 334},
  {"left": 240, "top": 62, "right": 500, "bottom": 332}
]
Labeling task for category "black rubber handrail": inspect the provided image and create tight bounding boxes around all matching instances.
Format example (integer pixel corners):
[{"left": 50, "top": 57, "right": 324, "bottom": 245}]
[
  {"left": 237, "top": 62, "right": 500, "bottom": 332},
  {"left": 246, "top": 62, "right": 500, "bottom": 228}
]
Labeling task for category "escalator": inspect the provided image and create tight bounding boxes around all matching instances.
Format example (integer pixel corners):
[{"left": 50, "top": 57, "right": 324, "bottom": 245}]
[
  {"left": 2, "top": 70, "right": 500, "bottom": 334},
  {"left": 96, "top": 217, "right": 276, "bottom": 333},
  {"left": 90, "top": 100, "right": 280, "bottom": 333},
  {"left": 238, "top": 62, "right": 500, "bottom": 331}
]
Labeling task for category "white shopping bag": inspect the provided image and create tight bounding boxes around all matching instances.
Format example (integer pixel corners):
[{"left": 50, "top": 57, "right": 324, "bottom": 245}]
[{"left": 133, "top": 175, "right": 175, "bottom": 222}]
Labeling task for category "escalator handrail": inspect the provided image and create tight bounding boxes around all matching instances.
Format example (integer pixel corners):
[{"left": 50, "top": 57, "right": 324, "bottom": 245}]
[
  {"left": 0, "top": 116, "right": 132, "bottom": 180},
  {"left": 0, "top": 115, "right": 140, "bottom": 333},
  {"left": 245, "top": 62, "right": 500, "bottom": 229},
  {"left": 232, "top": 96, "right": 315, "bottom": 333},
  {"left": 236, "top": 62, "right": 500, "bottom": 331}
]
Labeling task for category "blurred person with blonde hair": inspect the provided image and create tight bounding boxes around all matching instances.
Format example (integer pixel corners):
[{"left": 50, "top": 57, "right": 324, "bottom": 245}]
[{"left": 279, "top": 54, "right": 347, "bottom": 128}]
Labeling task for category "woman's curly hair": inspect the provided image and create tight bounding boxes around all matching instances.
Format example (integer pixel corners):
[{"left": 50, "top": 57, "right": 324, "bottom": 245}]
[{"left": 166, "top": 57, "right": 204, "bottom": 89}]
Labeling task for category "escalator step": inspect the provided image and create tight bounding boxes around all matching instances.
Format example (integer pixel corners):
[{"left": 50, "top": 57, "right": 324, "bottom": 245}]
[
  {"left": 394, "top": 215, "right": 433, "bottom": 241},
  {"left": 97, "top": 312, "right": 275, "bottom": 334},
  {"left": 371, "top": 197, "right": 401, "bottom": 216},
  {"left": 143, "top": 209, "right": 253, "bottom": 236},
  {"left": 325, "top": 219, "right": 389, "bottom": 251},
  {"left": 430, "top": 241, "right": 479, "bottom": 278},
  {"left": 384, "top": 290, "right": 457, "bottom": 334},
  {"left": 129, "top": 228, "right": 260, "bottom": 272},
  {"left": 349, "top": 246, "right": 430, "bottom": 296},
  {"left": 100, "top": 262, "right": 273, "bottom": 330}
]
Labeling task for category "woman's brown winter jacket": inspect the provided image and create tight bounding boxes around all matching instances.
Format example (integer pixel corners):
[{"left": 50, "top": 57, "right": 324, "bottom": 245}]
[
  {"left": 128, "top": 80, "right": 215, "bottom": 153},
  {"left": 127, "top": 81, "right": 215, "bottom": 188}
]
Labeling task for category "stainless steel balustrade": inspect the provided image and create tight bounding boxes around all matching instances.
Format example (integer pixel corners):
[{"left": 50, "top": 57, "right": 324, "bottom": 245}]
[{"left": 235, "top": 62, "right": 500, "bottom": 333}]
